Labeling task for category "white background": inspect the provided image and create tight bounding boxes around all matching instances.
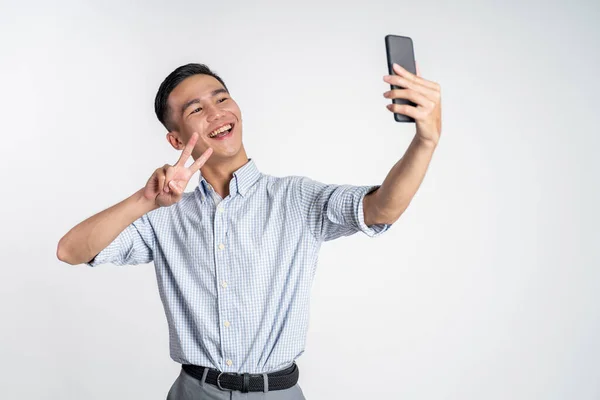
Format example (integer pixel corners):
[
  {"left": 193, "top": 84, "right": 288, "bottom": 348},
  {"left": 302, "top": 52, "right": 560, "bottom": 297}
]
[{"left": 1, "top": 0, "right": 599, "bottom": 399}]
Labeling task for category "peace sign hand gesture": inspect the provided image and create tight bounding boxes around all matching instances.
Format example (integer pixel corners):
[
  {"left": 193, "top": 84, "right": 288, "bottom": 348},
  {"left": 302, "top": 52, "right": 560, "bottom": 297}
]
[{"left": 143, "top": 132, "right": 213, "bottom": 208}]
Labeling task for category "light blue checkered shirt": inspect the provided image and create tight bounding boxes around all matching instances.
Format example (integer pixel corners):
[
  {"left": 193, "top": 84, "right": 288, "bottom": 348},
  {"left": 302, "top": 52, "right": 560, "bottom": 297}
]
[{"left": 87, "top": 158, "right": 392, "bottom": 374}]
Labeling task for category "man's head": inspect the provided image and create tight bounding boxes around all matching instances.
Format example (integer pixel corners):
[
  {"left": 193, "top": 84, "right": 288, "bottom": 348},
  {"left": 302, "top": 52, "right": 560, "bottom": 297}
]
[{"left": 154, "top": 63, "right": 244, "bottom": 163}]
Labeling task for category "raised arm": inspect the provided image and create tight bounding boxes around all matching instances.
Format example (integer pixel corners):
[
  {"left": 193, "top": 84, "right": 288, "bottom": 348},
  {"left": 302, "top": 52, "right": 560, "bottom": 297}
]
[
  {"left": 57, "top": 132, "right": 213, "bottom": 265},
  {"left": 363, "top": 63, "right": 442, "bottom": 225}
]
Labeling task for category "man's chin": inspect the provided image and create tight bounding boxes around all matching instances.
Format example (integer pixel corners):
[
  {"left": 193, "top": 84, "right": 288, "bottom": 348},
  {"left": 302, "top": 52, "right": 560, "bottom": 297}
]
[{"left": 203, "top": 149, "right": 245, "bottom": 163}]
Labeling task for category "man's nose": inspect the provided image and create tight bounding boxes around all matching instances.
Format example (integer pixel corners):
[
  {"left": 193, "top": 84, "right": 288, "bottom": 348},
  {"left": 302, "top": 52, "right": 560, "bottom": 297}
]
[{"left": 206, "top": 107, "right": 224, "bottom": 122}]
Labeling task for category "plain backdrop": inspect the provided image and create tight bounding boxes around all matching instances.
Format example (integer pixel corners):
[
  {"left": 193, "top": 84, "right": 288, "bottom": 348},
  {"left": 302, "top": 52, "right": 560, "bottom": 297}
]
[{"left": 1, "top": 0, "right": 599, "bottom": 399}]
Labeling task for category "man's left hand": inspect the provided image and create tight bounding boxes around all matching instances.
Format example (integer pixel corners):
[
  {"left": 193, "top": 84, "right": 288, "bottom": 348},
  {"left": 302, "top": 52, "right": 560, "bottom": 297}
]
[{"left": 383, "top": 63, "right": 442, "bottom": 146}]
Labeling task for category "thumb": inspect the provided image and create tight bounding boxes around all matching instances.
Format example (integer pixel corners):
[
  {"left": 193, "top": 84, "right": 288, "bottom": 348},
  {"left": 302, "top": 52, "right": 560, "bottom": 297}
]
[{"left": 169, "top": 180, "right": 179, "bottom": 192}]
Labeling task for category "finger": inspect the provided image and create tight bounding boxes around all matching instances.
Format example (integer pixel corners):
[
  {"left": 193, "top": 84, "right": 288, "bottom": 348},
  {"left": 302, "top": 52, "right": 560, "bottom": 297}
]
[
  {"left": 189, "top": 147, "right": 214, "bottom": 173},
  {"left": 168, "top": 180, "right": 181, "bottom": 195},
  {"left": 175, "top": 132, "right": 199, "bottom": 167},
  {"left": 164, "top": 165, "right": 176, "bottom": 193},
  {"left": 392, "top": 63, "right": 437, "bottom": 90},
  {"left": 416, "top": 61, "right": 421, "bottom": 77},
  {"left": 383, "top": 89, "right": 434, "bottom": 109},
  {"left": 386, "top": 103, "right": 423, "bottom": 120},
  {"left": 157, "top": 170, "right": 166, "bottom": 194},
  {"left": 384, "top": 74, "right": 438, "bottom": 99}
]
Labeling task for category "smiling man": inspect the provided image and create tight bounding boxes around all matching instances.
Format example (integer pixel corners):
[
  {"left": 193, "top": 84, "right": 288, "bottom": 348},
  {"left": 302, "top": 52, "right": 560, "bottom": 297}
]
[{"left": 57, "top": 62, "right": 442, "bottom": 399}]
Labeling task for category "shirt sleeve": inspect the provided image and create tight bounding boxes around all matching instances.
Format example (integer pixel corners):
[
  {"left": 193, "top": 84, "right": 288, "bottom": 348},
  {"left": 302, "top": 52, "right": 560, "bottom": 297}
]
[
  {"left": 294, "top": 176, "right": 393, "bottom": 242},
  {"left": 85, "top": 213, "right": 155, "bottom": 267}
]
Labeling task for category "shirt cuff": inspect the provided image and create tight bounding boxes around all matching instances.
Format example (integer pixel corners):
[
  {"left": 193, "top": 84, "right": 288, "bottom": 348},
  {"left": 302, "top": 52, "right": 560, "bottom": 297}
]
[
  {"left": 354, "top": 185, "right": 393, "bottom": 237},
  {"left": 84, "top": 226, "right": 132, "bottom": 267}
]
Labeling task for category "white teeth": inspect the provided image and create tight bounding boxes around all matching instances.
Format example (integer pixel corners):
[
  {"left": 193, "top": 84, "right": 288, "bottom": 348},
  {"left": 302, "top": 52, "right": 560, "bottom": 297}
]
[{"left": 209, "top": 124, "right": 232, "bottom": 138}]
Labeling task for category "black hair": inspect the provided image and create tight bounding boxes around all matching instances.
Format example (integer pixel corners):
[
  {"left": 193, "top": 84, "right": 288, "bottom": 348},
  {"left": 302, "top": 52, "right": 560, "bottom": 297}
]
[{"left": 154, "top": 63, "right": 229, "bottom": 131}]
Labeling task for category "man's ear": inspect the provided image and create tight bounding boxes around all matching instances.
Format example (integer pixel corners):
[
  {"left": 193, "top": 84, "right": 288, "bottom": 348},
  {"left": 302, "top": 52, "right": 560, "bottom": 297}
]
[{"left": 166, "top": 131, "right": 184, "bottom": 150}]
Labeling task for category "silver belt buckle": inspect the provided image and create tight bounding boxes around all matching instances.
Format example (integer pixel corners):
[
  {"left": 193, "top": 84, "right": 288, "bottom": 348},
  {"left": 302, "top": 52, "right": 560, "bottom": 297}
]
[{"left": 216, "top": 372, "right": 234, "bottom": 391}]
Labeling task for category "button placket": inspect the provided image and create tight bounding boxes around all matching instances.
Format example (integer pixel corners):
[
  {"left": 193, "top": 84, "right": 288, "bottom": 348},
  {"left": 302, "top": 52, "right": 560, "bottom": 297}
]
[{"left": 214, "top": 200, "right": 234, "bottom": 372}]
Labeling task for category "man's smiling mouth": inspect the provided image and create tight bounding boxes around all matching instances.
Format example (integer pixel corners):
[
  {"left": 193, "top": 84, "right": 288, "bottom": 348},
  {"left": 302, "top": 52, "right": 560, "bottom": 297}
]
[{"left": 208, "top": 123, "right": 234, "bottom": 139}]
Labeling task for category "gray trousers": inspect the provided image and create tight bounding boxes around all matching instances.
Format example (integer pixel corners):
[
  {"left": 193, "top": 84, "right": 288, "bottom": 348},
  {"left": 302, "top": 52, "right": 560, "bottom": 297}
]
[{"left": 166, "top": 366, "right": 307, "bottom": 400}]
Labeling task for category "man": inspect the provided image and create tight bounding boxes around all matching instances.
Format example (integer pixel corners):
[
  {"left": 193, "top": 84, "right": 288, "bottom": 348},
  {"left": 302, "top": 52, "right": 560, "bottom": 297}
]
[{"left": 57, "top": 62, "right": 441, "bottom": 399}]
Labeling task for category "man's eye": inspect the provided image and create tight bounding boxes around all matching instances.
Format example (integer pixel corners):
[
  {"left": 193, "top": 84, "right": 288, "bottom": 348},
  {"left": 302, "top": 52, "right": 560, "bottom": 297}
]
[
  {"left": 217, "top": 98, "right": 228, "bottom": 103},
  {"left": 191, "top": 107, "right": 202, "bottom": 114}
]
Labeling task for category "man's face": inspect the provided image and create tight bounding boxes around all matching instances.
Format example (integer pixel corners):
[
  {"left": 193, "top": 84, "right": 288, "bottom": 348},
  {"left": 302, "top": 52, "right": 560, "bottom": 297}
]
[{"left": 166, "top": 74, "right": 243, "bottom": 161}]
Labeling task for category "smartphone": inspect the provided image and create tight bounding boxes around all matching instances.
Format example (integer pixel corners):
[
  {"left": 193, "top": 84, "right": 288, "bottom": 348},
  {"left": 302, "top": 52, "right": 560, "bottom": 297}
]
[{"left": 385, "top": 34, "right": 417, "bottom": 123}]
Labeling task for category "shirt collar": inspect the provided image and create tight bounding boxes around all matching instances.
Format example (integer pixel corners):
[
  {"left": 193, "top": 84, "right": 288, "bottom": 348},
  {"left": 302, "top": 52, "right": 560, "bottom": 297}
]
[{"left": 197, "top": 158, "right": 261, "bottom": 202}]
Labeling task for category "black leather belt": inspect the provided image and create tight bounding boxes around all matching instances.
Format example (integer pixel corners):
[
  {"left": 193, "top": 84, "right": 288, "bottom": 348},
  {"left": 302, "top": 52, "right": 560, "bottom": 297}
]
[{"left": 182, "top": 362, "right": 299, "bottom": 393}]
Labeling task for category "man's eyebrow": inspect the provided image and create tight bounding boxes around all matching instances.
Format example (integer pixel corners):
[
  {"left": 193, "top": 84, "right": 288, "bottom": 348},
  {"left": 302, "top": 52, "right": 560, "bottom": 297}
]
[{"left": 181, "top": 89, "right": 229, "bottom": 114}]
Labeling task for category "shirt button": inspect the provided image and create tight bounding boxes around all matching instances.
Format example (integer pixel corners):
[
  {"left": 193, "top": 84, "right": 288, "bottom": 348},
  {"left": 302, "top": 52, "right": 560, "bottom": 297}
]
[
  {"left": 221, "top": 281, "right": 228, "bottom": 288},
  {"left": 218, "top": 243, "right": 225, "bottom": 250},
  {"left": 224, "top": 321, "right": 230, "bottom": 328},
  {"left": 218, "top": 206, "right": 224, "bottom": 213},
  {"left": 226, "top": 359, "right": 233, "bottom": 366}
]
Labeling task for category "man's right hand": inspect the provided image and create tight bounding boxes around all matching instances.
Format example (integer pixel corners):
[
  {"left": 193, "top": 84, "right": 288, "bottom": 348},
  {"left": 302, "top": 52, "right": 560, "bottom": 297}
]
[{"left": 143, "top": 132, "right": 213, "bottom": 208}]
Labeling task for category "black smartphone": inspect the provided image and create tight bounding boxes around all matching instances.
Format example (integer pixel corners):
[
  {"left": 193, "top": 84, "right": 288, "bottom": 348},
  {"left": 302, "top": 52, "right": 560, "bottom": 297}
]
[{"left": 385, "top": 34, "right": 417, "bottom": 123}]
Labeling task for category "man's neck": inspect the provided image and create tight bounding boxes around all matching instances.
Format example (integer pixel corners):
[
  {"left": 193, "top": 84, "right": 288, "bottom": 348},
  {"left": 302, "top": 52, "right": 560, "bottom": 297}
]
[{"left": 199, "top": 152, "right": 249, "bottom": 199}]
